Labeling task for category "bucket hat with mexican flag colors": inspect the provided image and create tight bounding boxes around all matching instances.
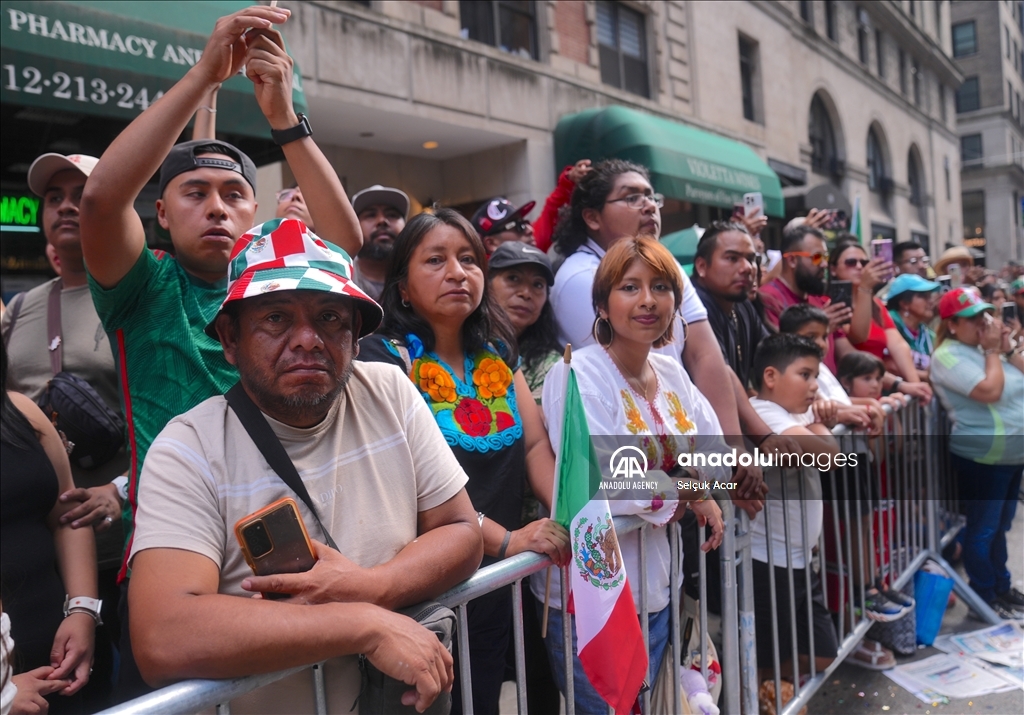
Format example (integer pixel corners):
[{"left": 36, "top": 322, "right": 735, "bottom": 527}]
[{"left": 205, "top": 218, "right": 383, "bottom": 339}]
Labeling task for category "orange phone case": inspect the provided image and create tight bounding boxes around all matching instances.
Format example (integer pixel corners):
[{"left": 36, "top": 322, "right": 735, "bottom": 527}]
[{"left": 234, "top": 497, "right": 317, "bottom": 599}]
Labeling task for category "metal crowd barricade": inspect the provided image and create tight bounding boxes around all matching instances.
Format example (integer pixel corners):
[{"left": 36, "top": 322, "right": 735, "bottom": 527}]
[
  {"left": 98, "top": 396, "right": 982, "bottom": 715},
  {"left": 721, "top": 395, "right": 1002, "bottom": 715}
]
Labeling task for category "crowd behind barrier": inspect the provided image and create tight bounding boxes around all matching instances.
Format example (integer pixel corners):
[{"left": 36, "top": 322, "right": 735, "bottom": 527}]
[{"left": 93, "top": 394, "right": 984, "bottom": 715}]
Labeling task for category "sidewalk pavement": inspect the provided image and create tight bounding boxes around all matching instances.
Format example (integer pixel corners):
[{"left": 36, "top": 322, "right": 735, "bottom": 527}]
[{"left": 808, "top": 500, "right": 1024, "bottom": 715}]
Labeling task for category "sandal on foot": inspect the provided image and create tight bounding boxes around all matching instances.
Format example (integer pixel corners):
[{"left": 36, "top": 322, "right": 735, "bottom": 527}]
[{"left": 849, "top": 639, "right": 896, "bottom": 671}]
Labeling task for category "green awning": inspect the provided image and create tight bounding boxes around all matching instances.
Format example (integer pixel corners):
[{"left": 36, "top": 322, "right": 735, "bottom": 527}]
[
  {"left": 555, "top": 106, "right": 784, "bottom": 217},
  {"left": 661, "top": 225, "right": 701, "bottom": 265},
  {"left": 0, "top": 0, "right": 306, "bottom": 139}
]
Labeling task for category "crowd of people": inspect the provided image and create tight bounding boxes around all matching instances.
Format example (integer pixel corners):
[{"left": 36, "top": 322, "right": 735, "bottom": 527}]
[{"left": 1, "top": 6, "right": 1023, "bottom": 715}]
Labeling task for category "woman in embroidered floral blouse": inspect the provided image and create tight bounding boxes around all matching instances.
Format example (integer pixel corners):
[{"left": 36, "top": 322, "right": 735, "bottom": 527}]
[
  {"left": 535, "top": 236, "right": 726, "bottom": 714},
  {"left": 357, "top": 208, "right": 570, "bottom": 715}
]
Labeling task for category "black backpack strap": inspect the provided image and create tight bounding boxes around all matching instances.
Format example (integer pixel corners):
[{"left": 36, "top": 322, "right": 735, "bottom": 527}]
[{"left": 225, "top": 382, "right": 339, "bottom": 550}]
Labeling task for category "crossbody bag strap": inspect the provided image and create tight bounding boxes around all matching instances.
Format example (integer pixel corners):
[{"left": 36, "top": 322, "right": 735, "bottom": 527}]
[
  {"left": 47, "top": 279, "right": 63, "bottom": 375},
  {"left": 224, "top": 382, "right": 339, "bottom": 550}
]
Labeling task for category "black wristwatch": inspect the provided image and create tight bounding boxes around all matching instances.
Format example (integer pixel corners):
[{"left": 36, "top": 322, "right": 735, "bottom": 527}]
[{"left": 271, "top": 113, "right": 312, "bottom": 146}]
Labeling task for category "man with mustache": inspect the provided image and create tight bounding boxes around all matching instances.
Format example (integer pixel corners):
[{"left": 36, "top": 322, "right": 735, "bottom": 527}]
[
  {"left": 350, "top": 184, "right": 409, "bottom": 301},
  {"left": 78, "top": 4, "right": 362, "bottom": 700},
  {"left": 759, "top": 224, "right": 852, "bottom": 371},
  {"left": 128, "top": 220, "right": 481, "bottom": 714}
]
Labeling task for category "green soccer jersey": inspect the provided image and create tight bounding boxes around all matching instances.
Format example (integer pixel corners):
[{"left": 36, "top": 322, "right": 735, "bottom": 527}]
[{"left": 89, "top": 248, "right": 238, "bottom": 579}]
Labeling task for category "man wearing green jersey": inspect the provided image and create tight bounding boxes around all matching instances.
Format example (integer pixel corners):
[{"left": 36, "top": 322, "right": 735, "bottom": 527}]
[{"left": 79, "top": 4, "right": 362, "bottom": 700}]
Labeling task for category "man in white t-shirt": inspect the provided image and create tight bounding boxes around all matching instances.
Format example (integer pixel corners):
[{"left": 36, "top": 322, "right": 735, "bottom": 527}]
[
  {"left": 747, "top": 333, "right": 840, "bottom": 679},
  {"left": 128, "top": 219, "right": 483, "bottom": 714}
]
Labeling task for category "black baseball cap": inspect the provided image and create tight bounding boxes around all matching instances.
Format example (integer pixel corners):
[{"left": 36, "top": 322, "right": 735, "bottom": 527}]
[
  {"left": 471, "top": 197, "right": 536, "bottom": 237},
  {"left": 158, "top": 140, "right": 257, "bottom": 197},
  {"left": 487, "top": 241, "right": 554, "bottom": 286}
]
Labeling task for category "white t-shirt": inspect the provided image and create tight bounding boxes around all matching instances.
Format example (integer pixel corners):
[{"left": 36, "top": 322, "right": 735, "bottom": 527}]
[
  {"left": 533, "top": 345, "right": 729, "bottom": 613},
  {"left": 131, "top": 361, "right": 469, "bottom": 714},
  {"left": 1, "top": 613, "right": 14, "bottom": 715},
  {"left": 748, "top": 397, "right": 823, "bottom": 569},
  {"left": 816, "top": 363, "right": 851, "bottom": 405},
  {"left": 550, "top": 239, "right": 709, "bottom": 361}
]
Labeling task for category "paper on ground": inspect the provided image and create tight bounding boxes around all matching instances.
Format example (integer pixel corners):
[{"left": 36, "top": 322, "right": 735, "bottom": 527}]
[
  {"left": 883, "top": 653, "right": 1017, "bottom": 701},
  {"left": 948, "top": 622, "right": 1024, "bottom": 667}
]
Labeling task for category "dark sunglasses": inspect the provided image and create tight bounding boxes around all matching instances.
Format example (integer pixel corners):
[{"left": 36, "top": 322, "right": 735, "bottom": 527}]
[{"left": 842, "top": 258, "right": 870, "bottom": 268}]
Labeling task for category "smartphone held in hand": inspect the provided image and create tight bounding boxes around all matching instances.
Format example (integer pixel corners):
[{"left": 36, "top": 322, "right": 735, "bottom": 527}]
[
  {"left": 828, "top": 279, "right": 853, "bottom": 308},
  {"left": 743, "top": 192, "right": 764, "bottom": 218},
  {"left": 1003, "top": 302, "right": 1018, "bottom": 324},
  {"left": 235, "top": 497, "right": 317, "bottom": 600}
]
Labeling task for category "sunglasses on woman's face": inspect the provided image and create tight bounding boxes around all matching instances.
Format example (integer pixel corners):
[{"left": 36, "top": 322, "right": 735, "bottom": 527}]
[{"left": 842, "top": 258, "right": 870, "bottom": 268}]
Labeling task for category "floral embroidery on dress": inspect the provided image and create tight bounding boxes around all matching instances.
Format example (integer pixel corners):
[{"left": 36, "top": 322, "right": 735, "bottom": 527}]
[
  {"left": 666, "top": 392, "right": 696, "bottom": 433},
  {"left": 621, "top": 390, "right": 649, "bottom": 434},
  {"left": 473, "top": 357, "right": 513, "bottom": 399},
  {"left": 397, "top": 335, "right": 522, "bottom": 452}
]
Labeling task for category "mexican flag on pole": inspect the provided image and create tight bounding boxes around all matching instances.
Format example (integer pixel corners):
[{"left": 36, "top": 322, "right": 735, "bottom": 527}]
[{"left": 552, "top": 365, "right": 648, "bottom": 715}]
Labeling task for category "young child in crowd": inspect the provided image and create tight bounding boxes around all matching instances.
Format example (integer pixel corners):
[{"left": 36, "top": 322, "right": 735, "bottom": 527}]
[
  {"left": 780, "top": 309, "right": 909, "bottom": 667},
  {"left": 747, "top": 333, "right": 840, "bottom": 681},
  {"left": 837, "top": 351, "right": 905, "bottom": 411}
]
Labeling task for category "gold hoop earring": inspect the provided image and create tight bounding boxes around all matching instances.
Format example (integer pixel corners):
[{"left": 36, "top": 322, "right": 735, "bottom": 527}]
[{"left": 592, "top": 316, "right": 614, "bottom": 346}]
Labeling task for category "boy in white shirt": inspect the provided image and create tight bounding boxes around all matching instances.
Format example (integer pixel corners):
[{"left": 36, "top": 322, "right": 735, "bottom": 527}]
[{"left": 748, "top": 333, "right": 840, "bottom": 680}]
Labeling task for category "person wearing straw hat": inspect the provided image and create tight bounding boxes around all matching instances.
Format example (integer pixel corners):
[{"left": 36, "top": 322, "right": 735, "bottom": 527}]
[
  {"left": 931, "top": 287, "right": 1024, "bottom": 620},
  {"left": 127, "top": 218, "right": 483, "bottom": 714}
]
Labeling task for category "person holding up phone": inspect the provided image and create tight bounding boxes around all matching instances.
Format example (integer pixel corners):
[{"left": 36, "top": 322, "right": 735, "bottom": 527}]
[
  {"left": 931, "top": 288, "right": 1024, "bottom": 619},
  {"left": 828, "top": 237, "right": 932, "bottom": 402}
]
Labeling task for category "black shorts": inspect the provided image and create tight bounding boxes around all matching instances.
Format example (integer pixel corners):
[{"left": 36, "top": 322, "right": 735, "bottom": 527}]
[
  {"left": 752, "top": 560, "right": 839, "bottom": 670},
  {"left": 820, "top": 455, "right": 877, "bottom": 517}
]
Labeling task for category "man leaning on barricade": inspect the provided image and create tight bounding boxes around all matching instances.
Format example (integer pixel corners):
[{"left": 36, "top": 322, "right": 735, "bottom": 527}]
[
  {"left": 127, "top": 218, "right": 482, "bottom": 714},
  {"left": 76, "top": 4, "right": 371, "bottom": 702}
]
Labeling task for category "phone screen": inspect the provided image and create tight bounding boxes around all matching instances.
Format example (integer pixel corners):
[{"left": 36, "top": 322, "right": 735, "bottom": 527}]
[{"left": 1003, "top": 303, "right": 1018, "bottom": 324}]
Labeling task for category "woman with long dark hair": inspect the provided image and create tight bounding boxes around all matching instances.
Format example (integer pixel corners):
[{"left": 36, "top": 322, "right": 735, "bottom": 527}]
[
  {"left": 829, "top": 237, "right": 932, "bottom": 402},
  {"left": 1, "top": 343, "right": 99, "bottom": 714},
  {"left": 357, "top": 208, "right": 570, "bottom": 714}
]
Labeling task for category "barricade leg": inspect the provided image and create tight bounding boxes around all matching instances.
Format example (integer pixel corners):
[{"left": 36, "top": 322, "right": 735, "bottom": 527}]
[{"left": 511, "top": 581, "right": 528, "bottom": 714}]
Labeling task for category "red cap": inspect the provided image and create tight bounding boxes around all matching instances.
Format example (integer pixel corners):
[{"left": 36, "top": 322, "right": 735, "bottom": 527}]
[{"left": 938, "top": 287, "right": 994, "bottom": 320}]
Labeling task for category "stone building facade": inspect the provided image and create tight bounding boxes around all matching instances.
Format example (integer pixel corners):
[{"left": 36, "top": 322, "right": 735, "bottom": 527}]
[
  {"left": 266, "top": 0, "right": 963, "bottom": 256},
  {"left": 952, "top": 0, "right": 1024, "bottom": 269}
]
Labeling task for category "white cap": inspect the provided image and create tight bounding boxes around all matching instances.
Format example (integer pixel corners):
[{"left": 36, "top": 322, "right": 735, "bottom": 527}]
[{"left": 27, "top": 153, "right": 99, "bottom": 196}]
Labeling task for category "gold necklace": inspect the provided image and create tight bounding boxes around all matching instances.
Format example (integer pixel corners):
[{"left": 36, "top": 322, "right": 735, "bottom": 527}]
[{"left": 607, "top": 347, "right": 653, "bottom": 400}]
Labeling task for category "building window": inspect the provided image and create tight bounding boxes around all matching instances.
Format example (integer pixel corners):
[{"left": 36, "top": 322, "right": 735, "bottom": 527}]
[
  {"left": 800, "top": 0, "right": 813, "bottom": 23},
  {"left": 809, "top": 93, "right": 838, "bottom": 175},
  {"left": 912, "top": 59, "right": 921, "bottom": 106},
  {"left": 876, "top": 30, "right": 885, "bottom": 77},
  {"left": 739, "top": 36, "right": 759, "bottom": 122},
  {"left": 867, "top": 127, "right": 887, "bottom": 192},
  {"left": 596, "top": 1, "right": 650, "bottom": 98},
  {"left": 956, "top": 76, "right": 980, "bottom": 113},
  {"left": 909, "top": 0, "right": 916, "bottom": 20},
  {"left": 962, "top": 190, "right": 985, "bottom": 240},
  {"left": 908, "top": 151, "right": 923, "bottom": 206},
  {"left": 944, "top": 157, "right": 951, "bottom": 201},
  {"left": 1008, "top": 26, "right": 1013, "bottom": 59},
  {"left": 858, "top": 18, "right": 870, "bottom": 64},
  {"left": 939, "top": 84, "right": 947, "bottom": 123},
  {"left": 960, "top": 134, "right": 983, "bottom": 167},
  {"left": 899, "top": 50, "right": 908, "bottom": 95},
  {"left": 1011, "top": 80, "right": 1016, "bottom": 114},
  {"left": 459, "top": 1, "right": 538, "bottom": 60},
  {"left": 825, "top": 1, "right": 837, "bottom": 41}
]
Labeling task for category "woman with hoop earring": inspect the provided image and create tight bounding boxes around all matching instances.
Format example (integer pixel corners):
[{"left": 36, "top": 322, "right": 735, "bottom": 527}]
[{"left": 535, "top": 236, "right": 726, "bottom": 713}]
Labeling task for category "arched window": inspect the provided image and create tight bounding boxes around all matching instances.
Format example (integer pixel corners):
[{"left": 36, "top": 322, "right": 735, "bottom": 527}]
[
  {"left": 809, "top": 94, "right": 837, "bottom": 175},
  {"left": 867, "top": 127, "right": 886, "bottom": 192},
  {"left": 908, "top": 150, "right": 923, "bottom": 206}
]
